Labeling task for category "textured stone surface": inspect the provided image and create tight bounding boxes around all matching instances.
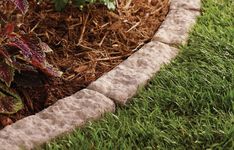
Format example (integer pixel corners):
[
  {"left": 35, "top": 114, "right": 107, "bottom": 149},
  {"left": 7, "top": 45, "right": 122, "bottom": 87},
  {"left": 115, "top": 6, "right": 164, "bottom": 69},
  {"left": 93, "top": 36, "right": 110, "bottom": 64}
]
[
  {"left": 0, "top": 89, "right": 115, "bottom": 150},
  {"left": 170, "top": 0, "right": 201, "bottom": 10},
  {"left": 153, "top": 8, "right": 200, "bottom": 45},
  {"left": 88, "top": 41, "right": 178, "bottom": 105}
]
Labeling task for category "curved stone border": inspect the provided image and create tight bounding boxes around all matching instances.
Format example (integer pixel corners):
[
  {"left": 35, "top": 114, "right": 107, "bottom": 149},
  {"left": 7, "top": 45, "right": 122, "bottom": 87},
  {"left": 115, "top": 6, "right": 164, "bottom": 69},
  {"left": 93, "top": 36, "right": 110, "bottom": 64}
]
[
  {"left": 0, "top": 1, "right": 201, "bottom": 149},
  {"left": 88, "top": 0, "right": 201, "bottom": 104}
]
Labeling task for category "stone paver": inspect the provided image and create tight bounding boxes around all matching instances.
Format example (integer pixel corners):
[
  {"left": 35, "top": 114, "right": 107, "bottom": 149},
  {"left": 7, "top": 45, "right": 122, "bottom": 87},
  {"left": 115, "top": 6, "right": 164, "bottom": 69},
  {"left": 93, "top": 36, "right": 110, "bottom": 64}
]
[
  {"left": 153, "top": 8, "right": 200, "bottom": 45},
  {"left": 170, "top": 0, "right": 201, "bottom": 10},
  {"left": 88, "top": 41, "right": 178, "bottom": 105},
  {"left": 0, "top": 89, "right": 115, "bottom": 150}
]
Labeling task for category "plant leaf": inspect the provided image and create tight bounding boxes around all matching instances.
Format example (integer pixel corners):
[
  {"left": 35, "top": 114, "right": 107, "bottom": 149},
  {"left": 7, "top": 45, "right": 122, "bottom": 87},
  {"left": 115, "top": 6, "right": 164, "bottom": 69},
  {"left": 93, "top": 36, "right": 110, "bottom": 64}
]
[
  {"left": 53, "top": 0, "right": 69, "bottom": 11},
  {"left": 9, "top": 0, "right": 29, "bottom": 14},
  {"left": 0, "top": 47, "right": 15, "bottom": 86},
  {"left": 0, "top": 82, "right": 23, "bottom": 114},
  {"left": 0, "top": 61, "right": 15, "bottom": 87},
  {"left": 39, "top": 42, "right": 53, "bottom": 53},
  {"left": 4, "top": 23, "right": 15, "bottom": 36},
  {"left": 7, "top": 33, "right": 62, "bottom": 77}
]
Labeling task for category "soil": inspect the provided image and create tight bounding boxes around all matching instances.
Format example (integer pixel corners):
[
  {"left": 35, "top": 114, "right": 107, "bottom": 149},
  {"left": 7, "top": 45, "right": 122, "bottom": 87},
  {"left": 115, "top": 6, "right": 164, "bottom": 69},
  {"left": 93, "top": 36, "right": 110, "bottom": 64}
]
[{"left": 0, "top": 0, "right": 169, "bottom": 128}]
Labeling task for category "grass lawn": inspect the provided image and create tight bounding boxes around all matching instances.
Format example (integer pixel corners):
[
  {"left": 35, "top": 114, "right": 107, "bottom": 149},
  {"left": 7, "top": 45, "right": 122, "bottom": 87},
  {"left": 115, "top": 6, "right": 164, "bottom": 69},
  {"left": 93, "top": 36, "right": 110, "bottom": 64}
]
[{"left": 43, "top": 0, "right": 234, "bottom": 149}]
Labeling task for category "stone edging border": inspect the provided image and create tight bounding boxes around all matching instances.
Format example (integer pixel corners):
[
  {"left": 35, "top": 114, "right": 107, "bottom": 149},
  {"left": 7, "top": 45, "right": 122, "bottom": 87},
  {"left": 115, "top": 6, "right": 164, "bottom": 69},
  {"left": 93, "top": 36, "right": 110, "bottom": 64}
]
[{"left": 0, "top": 0, "right": 201, "bottom": 149}]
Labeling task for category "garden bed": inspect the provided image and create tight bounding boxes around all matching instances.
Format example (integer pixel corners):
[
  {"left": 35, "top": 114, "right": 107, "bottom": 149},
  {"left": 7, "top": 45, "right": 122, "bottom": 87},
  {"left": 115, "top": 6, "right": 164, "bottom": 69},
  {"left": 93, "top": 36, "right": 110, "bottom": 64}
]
[{"left": 0, "top": 0, "right": 169, "bottom": 128}]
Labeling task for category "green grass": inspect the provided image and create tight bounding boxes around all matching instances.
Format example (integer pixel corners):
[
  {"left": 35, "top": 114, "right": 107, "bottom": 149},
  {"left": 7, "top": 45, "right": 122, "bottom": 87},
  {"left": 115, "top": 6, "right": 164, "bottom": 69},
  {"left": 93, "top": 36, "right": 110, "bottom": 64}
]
[{"left": 43, "top": 0, "right": 234, "bottom": 149}]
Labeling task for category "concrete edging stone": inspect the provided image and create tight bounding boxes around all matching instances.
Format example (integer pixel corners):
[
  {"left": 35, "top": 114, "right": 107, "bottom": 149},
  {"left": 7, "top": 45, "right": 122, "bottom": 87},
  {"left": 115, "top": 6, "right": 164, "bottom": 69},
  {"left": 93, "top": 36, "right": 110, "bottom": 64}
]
[
  {"left": 88, "top": 0, "right": 201, "bottom": 104},
  {"left": 0, "top": 0, "right": 201, "bottom": 149},
  {"left": 88, "top": 41, "right": 178, "bottom": 105},
  {"left": 0, "top": 89, "right": 115, "bottom": 150}
]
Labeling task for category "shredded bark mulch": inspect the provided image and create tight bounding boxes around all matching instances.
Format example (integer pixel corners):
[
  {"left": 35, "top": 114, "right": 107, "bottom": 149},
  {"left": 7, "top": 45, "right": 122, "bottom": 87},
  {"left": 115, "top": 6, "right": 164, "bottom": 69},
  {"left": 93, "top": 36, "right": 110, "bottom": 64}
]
[{"left": 0, "top": 0, "right": 169, "bottom": 128}]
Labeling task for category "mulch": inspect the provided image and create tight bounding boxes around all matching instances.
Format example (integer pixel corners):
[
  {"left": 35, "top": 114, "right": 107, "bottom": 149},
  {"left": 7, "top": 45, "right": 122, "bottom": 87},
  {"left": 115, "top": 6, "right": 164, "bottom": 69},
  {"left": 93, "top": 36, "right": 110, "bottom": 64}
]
[{"left": 0, "top": 0, "right": 169, "bottom": 128}]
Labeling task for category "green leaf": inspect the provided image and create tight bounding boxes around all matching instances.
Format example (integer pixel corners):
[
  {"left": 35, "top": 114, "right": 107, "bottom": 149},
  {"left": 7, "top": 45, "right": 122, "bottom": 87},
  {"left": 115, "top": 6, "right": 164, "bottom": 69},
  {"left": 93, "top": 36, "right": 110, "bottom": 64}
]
[
  {"left": 0, "top": 60, "right": 15, "bottom": 87},
  {"left": 53, "top": 0, "right": 69, "bottom": 11},
  {"left": 0, "top": 82, "right": 23, "bottom": 114},
  {"left": 73, "top": 0, "right": 86, "bottom": 6}
]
